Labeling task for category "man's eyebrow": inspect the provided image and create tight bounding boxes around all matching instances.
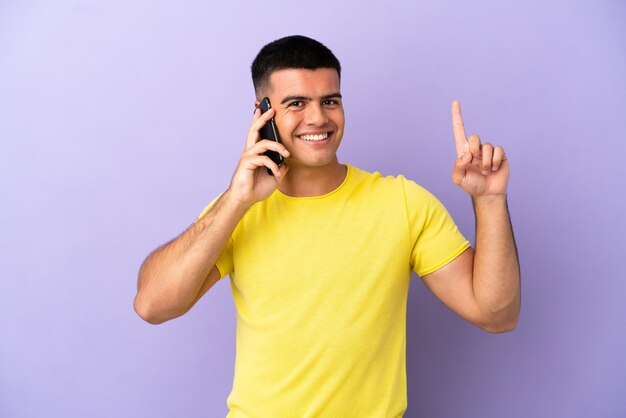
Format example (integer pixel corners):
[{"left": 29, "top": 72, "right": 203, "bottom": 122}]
[
  {"left": 280, "top": 95, "right": 310, "bottom": 105},
  {"left": 279, "top": 92, "right": 342, "bottom": 105},
  {"left": 321, "top": 93, "right": 342, "bottom": 100}
]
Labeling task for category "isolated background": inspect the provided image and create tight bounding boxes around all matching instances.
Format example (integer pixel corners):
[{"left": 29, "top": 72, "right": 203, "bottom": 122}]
[{"left": 1, "top": 1, "right": 625, "bottom": 417}]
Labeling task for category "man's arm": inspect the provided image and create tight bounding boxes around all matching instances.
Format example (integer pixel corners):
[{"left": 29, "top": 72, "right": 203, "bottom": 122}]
[
  {"left": 134, "top": 192, "right": 247, "bottom": 324},
  {"left": 133, "top": 107, "right": 290, "bottom": 324},
  {"left": 420, "top": 101, "right": 520, "bottom": 333},
  {"left": 422, "top": 197, "right": 520, "bottom": 333}
]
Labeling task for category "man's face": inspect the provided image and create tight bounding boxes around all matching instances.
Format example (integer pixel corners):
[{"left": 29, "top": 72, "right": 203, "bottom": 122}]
[{"left": 259, "top": 68, "right": 344, "bottom": 169}]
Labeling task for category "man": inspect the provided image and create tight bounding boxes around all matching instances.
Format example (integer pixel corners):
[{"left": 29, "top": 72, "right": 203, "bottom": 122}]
[{"left": 134, "top": 35, "right": 520, "bottom": 417}]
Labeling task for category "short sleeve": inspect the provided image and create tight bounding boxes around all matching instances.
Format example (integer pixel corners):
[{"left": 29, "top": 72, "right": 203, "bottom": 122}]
[
  {"left": 196, "top": 195, "right": 234, "bottom": 279},
  {"left": 402, "top": 177, "right": 471, "bottom": 277}
]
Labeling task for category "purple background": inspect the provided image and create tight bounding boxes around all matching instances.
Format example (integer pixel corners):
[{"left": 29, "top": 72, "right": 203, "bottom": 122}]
[{"left": 1, "top": 1, "right": 625, "bottom": 417}]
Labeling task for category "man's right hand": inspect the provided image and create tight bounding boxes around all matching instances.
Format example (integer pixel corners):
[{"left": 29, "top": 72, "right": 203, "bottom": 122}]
[{"left": 228, "top": 107, "right": 290, "bottom": 208}]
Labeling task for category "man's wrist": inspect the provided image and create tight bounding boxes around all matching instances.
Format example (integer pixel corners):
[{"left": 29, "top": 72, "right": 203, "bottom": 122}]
[
  {"left": 222, "top": 188, "right": 255, "bottom": 216},
  {"left": 471, "top": 194, "right": 508, "bottom": 212}
]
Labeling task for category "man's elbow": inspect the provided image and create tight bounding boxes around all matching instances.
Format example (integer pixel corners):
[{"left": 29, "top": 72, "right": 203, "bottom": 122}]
[
  {"left": 133, "top": 294, "right": 171, "bottom": 325},
  {"left": 479, "top": 312, "right": 519, "bottom": 334},
  {"left": 483, "top": 318, "right": 518, "bottom": 334}
]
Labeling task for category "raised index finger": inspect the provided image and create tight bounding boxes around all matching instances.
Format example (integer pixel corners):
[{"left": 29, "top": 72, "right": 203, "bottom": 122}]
[{"left": 452, "top": 100, "right": 469, "bottom": 157}]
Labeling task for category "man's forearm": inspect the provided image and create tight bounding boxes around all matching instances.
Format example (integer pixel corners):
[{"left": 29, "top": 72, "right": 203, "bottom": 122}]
[
  {"left": 134, "top": 190, "right": 249, "bottom": 323},
  {"left": 471, "top": 194, "right": 521, "bottom": 331}
]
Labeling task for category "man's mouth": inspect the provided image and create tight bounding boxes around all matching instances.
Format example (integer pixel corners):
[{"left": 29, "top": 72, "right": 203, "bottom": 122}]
[{"left": 298, "top": 132, "right": 330, "bottom": 141}]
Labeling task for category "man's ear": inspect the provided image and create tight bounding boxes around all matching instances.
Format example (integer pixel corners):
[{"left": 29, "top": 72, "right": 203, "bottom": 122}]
[{"left": 253, "top": 99, "right": 260, "bottom": 108}]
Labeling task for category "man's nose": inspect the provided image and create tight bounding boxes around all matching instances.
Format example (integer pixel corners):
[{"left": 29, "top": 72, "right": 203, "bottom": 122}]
[{"left": 304, "top": 103, "right": 328, "bottom": 126}]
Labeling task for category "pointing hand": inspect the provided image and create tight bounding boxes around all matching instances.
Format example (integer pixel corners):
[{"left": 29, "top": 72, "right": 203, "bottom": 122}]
[{"left": 451, "top": 100, "right": 509, "bottom": 198}]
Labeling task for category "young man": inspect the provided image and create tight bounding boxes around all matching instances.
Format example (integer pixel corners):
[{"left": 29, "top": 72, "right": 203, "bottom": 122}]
[{"left": 134, "top": 35, "right": 520, "bottom": 417}]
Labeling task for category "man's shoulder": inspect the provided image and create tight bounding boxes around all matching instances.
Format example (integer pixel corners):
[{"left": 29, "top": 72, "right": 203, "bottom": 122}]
[{"left": 347, "top": 165, "right": 444, "bottom": 214}]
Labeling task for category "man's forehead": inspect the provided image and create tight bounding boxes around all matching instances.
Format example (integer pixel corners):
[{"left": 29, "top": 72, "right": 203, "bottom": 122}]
[{"left": 267, "top": 68, "right": 340, "bottom": 94}]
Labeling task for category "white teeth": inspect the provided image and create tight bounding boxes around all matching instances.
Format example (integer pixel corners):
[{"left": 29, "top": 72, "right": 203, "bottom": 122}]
[{"left": 300, "top": 133, "right": 328, "bottom": 141}]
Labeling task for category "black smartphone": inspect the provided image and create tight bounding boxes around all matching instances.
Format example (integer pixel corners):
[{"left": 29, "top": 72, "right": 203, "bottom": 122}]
[{"left": 256, "top": 97, "right": 283, "bottom": 174}]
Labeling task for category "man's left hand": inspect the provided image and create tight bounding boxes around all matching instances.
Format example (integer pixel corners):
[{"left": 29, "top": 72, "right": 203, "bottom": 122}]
[{"left": 451, "top": 100, "right": 509, "bottom": 197}]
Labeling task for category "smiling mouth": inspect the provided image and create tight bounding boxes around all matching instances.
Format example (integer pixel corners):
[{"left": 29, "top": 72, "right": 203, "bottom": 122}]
[{"left": 298, "top": 132, "right": 330, "bottom": 141}]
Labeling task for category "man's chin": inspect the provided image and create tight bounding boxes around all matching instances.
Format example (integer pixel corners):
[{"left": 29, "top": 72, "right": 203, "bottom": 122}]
[{"left": 285, "top": 155, "right": 340, "bottom": 170}]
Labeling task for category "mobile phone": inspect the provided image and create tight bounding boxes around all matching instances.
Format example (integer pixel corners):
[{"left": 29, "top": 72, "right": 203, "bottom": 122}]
[{"left": 256, "top": 97, "right": 283, "bottom": 174}]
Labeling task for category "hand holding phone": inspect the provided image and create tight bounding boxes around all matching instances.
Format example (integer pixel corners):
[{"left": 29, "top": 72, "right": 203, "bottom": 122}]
[{"left": 256, "top": 97, "right": 283, "bottom": 174}]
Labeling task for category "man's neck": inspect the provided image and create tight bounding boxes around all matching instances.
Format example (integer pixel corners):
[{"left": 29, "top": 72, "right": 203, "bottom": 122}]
[{"left": 278, "top": 160, "right": 347, "bottom": 197}]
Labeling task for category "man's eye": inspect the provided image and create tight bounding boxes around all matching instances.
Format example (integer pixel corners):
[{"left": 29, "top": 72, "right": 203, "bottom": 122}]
[
  {"left": 323, "top": 99, "right": 338, "bottom": 106},
  {"left": 289, "top": 101, "right": 303, "bottom": 107}
]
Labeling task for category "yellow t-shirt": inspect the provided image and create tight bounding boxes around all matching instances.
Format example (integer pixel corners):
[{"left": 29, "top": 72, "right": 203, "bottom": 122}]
[{"left": 198, "top": 165, "right": 470, "bottom": 418}]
